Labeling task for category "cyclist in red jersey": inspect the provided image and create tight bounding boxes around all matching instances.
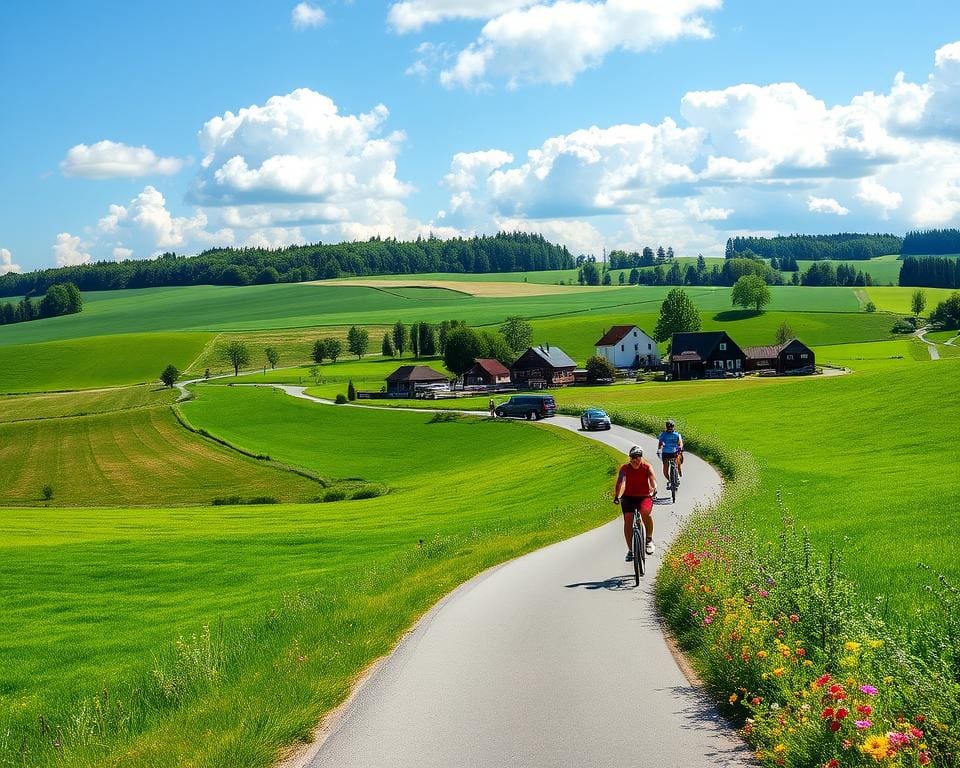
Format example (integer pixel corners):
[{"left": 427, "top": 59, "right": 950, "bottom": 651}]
[{"left": 613, "top": 445, "right": 658, "bottom": 561}]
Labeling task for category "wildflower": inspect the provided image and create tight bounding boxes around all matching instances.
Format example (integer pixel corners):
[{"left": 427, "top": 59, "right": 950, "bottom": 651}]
[
  {"left": 867, "top": 639, "right": 883, "bottom": 649},
  {"left": 759, "top": 589, "right": 770, "bottom": 598},
  {"left": 729, "top": 693, "right": 738, "bottom": 705},
  {"left": 855, "top": 720, "right": 872, "bottom": 729},
  {"left": 822, "top": 707, "right": 835, "bottom": 719},
  {"left": 836, "top": 708, "right": 849, "bottom": 720},
  {"left": 773, "top": 667, "right": 786, "bottom": 677},
  {"left": 756, "top": 650, "right": 768, "bottom": 659},
  {"left": 919, "top": 751, "right": 931, "bottom": 765},
  {"left": 773, "top": 744, "right": 786, "bottom": 754},
  {"left": 888, "top": 732, "right": 910, "bottom": 748},
  {"left": 789, "top": 613, "right": 799, "bottom": 623},
  {"left": 825, "top": 760, "right": 840, "bottom": 768},
  {"left": 841, "top": 740, "right": 852, "bottom": 750},
  {"left": 857, "top": 705, "right": 873, "bottom": 715},
  {"left": 796, "top": 648, "right": 806, "bottom": 657},
  {"left": 910, "top": 727, "right": 924, "bottom": 739},
  {"left": 844, "top": 641, "right": 861, "bottom": 652},
  {"left": 751, "top": 696, "right": 762, "bottom": 706},
  {"left": 829, "top": 720, "right": 842, "bottom": 732},
  {"left": 859, "top": 734, "right": 890, "bottom": 761},
  {"left": 859, "top": 684, "right": 878, "bottom": 695},
  {"left": 814, "top": 674, "right": 832, "bottom": 687}
]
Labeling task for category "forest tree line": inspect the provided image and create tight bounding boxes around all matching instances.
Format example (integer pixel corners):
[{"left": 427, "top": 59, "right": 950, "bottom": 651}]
[
  {"left": 0, "top": 233, "right": 574, "bottom": 298},
  {"left": 901, "top": 229, "right": 960, "bottom": 256},
  {"left": 0, "top": 281, "right": 82, "bottom": 325},
  {"left": 898, "top": 256, "right": 960, "bottom": 289},
  {"left": 726, "top": 233, "right": 901, "bottom": 261}
]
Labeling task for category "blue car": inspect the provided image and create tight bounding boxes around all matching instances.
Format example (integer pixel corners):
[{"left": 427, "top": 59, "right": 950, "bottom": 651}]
[{"left": 580, "top": 408, "right": 611, "bottom": 431}]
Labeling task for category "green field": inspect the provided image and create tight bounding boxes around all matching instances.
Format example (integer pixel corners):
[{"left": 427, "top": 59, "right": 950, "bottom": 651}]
[
  {"left": 866, "top": 285, "right": 958, "bottom": 314},
  {"left": 0, "top": 385, "right": 617, "bottom": 766},
  {"left": 794, "top": 254, "right": 903, "bottom": 286},
  {"left": 0, "top": 332, "right": 211, "bottom": 392}
]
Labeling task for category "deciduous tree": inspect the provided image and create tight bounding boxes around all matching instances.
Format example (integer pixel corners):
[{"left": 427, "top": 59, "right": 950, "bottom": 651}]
[
  {"left": 499, "top": 316, "right": 533, "bottom": 354},
  {"left": 382, "top": 333, "right": 395, "bottom": 357},
  {"left": 911, "top": 289, "right": 927, "bottom": 319},
  {"left": 160, "top": 364, "right": 179, "bottom": 388},
  {"left": 654, "top": 288, "right": 701, "bottom": 342},
  {"left": 347, "top": 325, "right": 370, "bottom": 359},
  {"left": 265, "top": 347, "right": 280, "bottom": 369},
  {"left": 585, "top": 355, "right": 616, "bottom": 383},
  {"left": 222, "top": 341, "right": 250, "bottom": 376},
  {"left": 731, "top": 274, "right": 772, "bottom": 312},
  {"left": 392, "top": 321, "right": 407, "bottom": 357}
]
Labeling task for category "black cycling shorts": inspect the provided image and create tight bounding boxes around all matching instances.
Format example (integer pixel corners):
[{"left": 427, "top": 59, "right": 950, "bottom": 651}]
[{"left": 620, "top": 496, "right": 653, "bottom": 516}]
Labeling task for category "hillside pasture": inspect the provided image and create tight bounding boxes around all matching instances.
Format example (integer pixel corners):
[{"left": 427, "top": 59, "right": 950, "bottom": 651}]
[
  {"left": 794, "top": 254, "right": 903, "bottom": 286},
  {"left": 866, "top": 286, "right": 958, "bottom": 314},
  {"left": 0, "top": 387, "right": 615, "bottom": 767},
  {"left": 0, "top": 332, "right": 211, "bottom": 392},
  {"left": 324, "top": 278, "right": 603, "bottom": 297},
  {"left": 0, "top": 384, "right": 176, "bottom": 423}
]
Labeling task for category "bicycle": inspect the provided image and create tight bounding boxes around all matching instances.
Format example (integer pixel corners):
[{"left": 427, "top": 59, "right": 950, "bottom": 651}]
[
  {"left": 630, "top": 508, "right": 647, "bottom": 585},
  {"left": 659, "top": 452, "right": 681, "bottom": 504}
]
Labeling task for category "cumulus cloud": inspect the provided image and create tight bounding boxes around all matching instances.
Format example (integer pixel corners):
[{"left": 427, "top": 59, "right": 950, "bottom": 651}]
[
  {"left": 0, "top": 248, "right": 21, "bottom": 275},
  {"left": 54, "top": 233, "right": 92, "bottom": 267},
  {"left": 113, "top": 247, "right": 133, "bottom": 260},
  {"left": 292, "top": 2, "right": 326, "bottom": 28},
  {"left": 807, "top": 196, "right": 850, "bottom": 216},
  {"left": 192, "top": 89, "right": 411, "bottom": 209},
  {"left": 856, "top": 178, "right": 902, "bottom": 214},
  {"left": 685, "top": 199, "right": 733, "bottom": 221},
  {"left": 61, "top": 140, "right": 183, "bottom": 179},
  {"left": 388, "top": 0, "right": 534, "bottom": 32},
  {"left": 430, "top": 0, "right": 721, "bottom": 88}
]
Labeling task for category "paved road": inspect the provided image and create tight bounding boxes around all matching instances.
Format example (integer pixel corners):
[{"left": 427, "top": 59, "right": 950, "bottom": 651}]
[{"left": 271, "top": 390, "right": 750, "bottom": 768}]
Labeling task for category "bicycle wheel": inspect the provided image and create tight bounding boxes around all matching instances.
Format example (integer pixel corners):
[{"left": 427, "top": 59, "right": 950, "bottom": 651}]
[
  {"left": 670, "top": 461, "right": 678, "bottom": 503},
  {"left": 631, "top": 526, "right": 643, "bottom": 585}
]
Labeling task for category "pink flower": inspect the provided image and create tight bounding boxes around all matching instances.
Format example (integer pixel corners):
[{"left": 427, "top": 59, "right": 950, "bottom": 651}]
[
  {"left": 759, "top": 589, "right": 770, "bottom": 598},
  {"left": 854, "top": 720, "right": 872, "bottom": 729},
  {"left": 859, "top": 684, "right": 878, "bottom": 695},
  {"left": 789, "top": 613, "right": 799, "bottom": 623},
  {"left": 888, "top": 732, "right": 911, "bottom": 748}
]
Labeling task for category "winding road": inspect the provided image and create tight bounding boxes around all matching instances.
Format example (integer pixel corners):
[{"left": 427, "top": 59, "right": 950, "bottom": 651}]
[{"left": 267, "top": 387, "right": 751, "bottom": 768}]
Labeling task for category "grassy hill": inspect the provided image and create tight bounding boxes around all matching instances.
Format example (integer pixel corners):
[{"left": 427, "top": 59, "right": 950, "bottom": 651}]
[{"left": 0, "top": 386, "right": 615, "bottom": 767}]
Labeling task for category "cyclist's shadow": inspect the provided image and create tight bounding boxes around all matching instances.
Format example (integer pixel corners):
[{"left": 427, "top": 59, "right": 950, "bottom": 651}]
[{"left": 564, "top": 575, "right": 636, "bottom": 591}]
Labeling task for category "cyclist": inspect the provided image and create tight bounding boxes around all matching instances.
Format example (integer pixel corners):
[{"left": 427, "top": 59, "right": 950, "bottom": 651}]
[
  {"left": 657, "top": 419, "right": 684, "bottom": 482},
  {"left": 613, "top": 445, "right": 658, "bottom": 561}
]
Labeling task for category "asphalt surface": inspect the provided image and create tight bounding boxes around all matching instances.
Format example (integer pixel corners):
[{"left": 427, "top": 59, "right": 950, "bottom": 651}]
[{"left": 271, "top": 395, "right": 751, "bottom": 768}]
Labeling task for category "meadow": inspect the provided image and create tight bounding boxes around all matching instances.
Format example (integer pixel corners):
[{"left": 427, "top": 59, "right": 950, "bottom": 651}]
[
  {"left": 2, "top": 273, "right": 957, "bottom": 767},
  {"left": 866, "top": 285, "right": 958, "bottom": 314},
  {"left": 795, "top": 254, "right": 904, "bottom": 286}
]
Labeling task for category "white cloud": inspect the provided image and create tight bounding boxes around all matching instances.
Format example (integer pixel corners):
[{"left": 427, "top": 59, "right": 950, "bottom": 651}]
[
  {"left": 856, "top": 178, "right": 902, "bottom": 214},
  {"left": 435, "top": 0, "right": 721, "bottom": 88},
  {"left": 292, "top": 2, "right": 327, "bottom": 29},
  {"left": 54, "top": 233, "right": 92, "bottom": 267},
  {"left": 389, "top": 0, "right": 534, "bottom": 32},
  {"left": 0, "top": 248, "right": 21, "bottom": 275},
  {"left": 497, "top": 216, "right": 603, "bottom": 256},
  {"left": 685, "top": 199, "right": 733, "bottom": 221},
  {"left": 113, "top": 247, "right": 134, "bottom": 260},
  {"left": 61, "top": 140, "right": 183, "bottom": 179},
  {"left": 192, "top": 89, "right": 410, "bottom": 208},
  {"left": 807, "top": 196, "right": 849, "bottom": 216}
]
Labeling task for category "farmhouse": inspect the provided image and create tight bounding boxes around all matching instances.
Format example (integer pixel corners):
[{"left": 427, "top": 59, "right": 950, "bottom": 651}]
[
  {"left": 385, "top": 365, "right": 448, "bottom": 397},
  {"left": 594, "top": 325, "right": 658, "bottom": 368},
  {"left": 463, "top": 358, "right": 512, "bottom": 387},
  {"left": 744, "top": 339, "right": 816, "bottom": 374},
  {"left": 669, "top": 331, "right": 746, "bottom": 380},
  {"left": 511, "top": 345, "right": 577, "bottom": 388}
]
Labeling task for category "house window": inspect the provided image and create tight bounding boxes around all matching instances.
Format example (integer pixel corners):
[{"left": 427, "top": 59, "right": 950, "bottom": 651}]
[
  {"left": 633, "top": 331, "right": 637, "bottom": 337},
  {"left": 735, "top": 359, "right": 742, "bottom": 369},
  {"left": 634, "top": 344, "right": 638, "bottom": 351},
  {"left": 786, "top": 354, "right": 794, "bottom": 361},
  {"left": 719, "top": 343, "right": 727, "bottom": 351},
  {"left": 716, "top": 360, "right": 724, "bottom": 369},
  {"left": 648, "top": 343, "right": 652, "bottom": 350},
  {"left": 620, "top": 344, "right": 624, "bottom": 352},
  {"left": 800, "top": 353, "right": 809, "bottom": 359},
  {"left": 727, "top": 359, "right": 734, "bottom": 370}
]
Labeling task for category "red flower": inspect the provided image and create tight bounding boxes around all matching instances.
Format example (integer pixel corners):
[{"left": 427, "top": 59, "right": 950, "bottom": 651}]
[
  {"left": 829, "top": 720, "right": 842, "bottom": 732},
  {"left": 857, "top": 705, "right": 873, "bottom": 715},
  {"left": 821, "top": 707, "right": 835, "bottom": 719},
  {"left": 789, "top": 613, "right": 800, "bottom": 623},
  {"left": 751, "top": 696, "right": 762, "bottom": 706},
  {"left": 815, "top": 674, "right": 832, "bottom": 687},
  {"left": 835, "top": 708, "right": 849, "bottom": 720},
  {"left": 919, "top": 751, "right": 931, "bottom": 765},
  {"left": 825, "top": 760, "right": 839, "bottom": 768},
  {"left": 910, "top": 727, "right": 924, "bottom": 739}
]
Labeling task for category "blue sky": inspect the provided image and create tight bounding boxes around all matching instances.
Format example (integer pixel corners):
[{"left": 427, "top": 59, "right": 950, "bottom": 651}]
[{"left": 2, "top": 0, "right": 960, "bottom": 274}]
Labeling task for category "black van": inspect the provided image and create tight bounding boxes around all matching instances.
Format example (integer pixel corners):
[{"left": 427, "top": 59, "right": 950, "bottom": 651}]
[{"left": 494, "top": 394, "right": 557, "bottom": 420}]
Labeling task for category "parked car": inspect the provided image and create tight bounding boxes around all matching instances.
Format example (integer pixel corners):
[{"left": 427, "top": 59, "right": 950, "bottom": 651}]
[
  {"left": 495, "top": 394, "right": 556, "bottom": 420},
  {"left": 580, "top": 407, "right": 611, "bottom": 431}
]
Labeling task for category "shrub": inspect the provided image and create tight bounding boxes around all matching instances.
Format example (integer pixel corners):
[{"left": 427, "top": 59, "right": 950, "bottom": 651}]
[
  {"left": 865, "top": 301, "right": 877, "bottom": 313},
  {"left": 585, "top": 354, "right": 616, "bottom": 383},
  {"left": 428, "top": 411, "right": 461, "bottom": 423},
  {"left": 334, "top": 394, "right": 348, "bottom": 404},
  {"left": 247, "top": 496, "right": 279, "bottom": 505},
  {"left": 321, "top": 489, "right": 347, "bottom": 502},
  {"left": 351, "top": 486, "right": 384, "bottom": 500},
  {"left": 41, "top": 484, "right": 54, "bottom": 502},
  {"left": 891, "top": 319, "right": 916, "bottom": 334},
  {"left": 347, "top": 380, "right": 357, "bottom": 401}
]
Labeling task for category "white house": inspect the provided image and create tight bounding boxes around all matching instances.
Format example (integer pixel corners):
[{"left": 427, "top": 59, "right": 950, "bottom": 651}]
[{"left": 594, "top": 325, "right": 659, "bottom": 368}]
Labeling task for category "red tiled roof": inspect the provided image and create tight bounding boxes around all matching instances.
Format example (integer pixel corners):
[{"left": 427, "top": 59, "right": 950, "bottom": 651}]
[
  {"left": 471, "top": 358, "right": 510, "bottom": 377},
  {"left": 595, "top": 325, "right": 637, "bottom": 346}
]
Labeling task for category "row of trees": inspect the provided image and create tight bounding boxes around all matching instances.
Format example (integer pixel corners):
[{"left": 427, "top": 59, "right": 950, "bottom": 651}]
[
  {"left": 726, "top": 233, "right": 901, "bottom": 261},
  {"left": 0, "top": 282, "right": 83, "bottom": 325},
  {"left": 800, "top": 261, "right": 874, "bottom": 287},
  {"left": 901, "top": 229, "right": 960, "bottom": 255},
  {"left": 0, "top": 233, "right": 574, "bottom": 298},
  {"left": 607, "top": 246, "right": 676, "bottom": 270},
  {"left": 899, "top": 256, "right": 960, "bottom": 288}
]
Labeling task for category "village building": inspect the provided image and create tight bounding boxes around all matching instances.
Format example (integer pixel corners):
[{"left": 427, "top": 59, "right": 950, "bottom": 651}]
[
  {"left": 594, "top": 325, "right": 659, "bottom": 368},
  {"left": 510, "top": 345, "right": 577, "bottom": 389},
  {"left": 463, "top": 358, "right": 512, "bottom": 387},
  {"left": 385, "top": 365, "right": 449, "bottom": 397},
  {"left": 744, "top": 339, "right": 816, "bottom": 374},
  {"left": 669, "top": 331, "right": 747, "bottom": 380}
]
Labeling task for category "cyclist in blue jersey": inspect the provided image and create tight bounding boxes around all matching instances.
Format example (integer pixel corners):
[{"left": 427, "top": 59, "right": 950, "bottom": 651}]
[{"left": 656, "top": 418, "right": 684, "bottom": 483}]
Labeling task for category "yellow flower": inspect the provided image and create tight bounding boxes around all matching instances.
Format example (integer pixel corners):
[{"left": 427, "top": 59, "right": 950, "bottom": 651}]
[
  {"left": 729, "top": 693, "right": 738, "bottom": 704},
  {"left": 773, "top": 744, "right": 786, "bottom": 754},
  {"left": 844, "top": 641, "right": 862, "bottom": 652},
  {"left": 859, "top": 734, "right": 890, "bottom": 761},
  {"left": 773, "top": 666, "right": 786, "bottom": 677},
  {"left": 756, "top": 650, "right": 768, "bottom": 659},
  {"left": 867, "top": 639, "right": 883, "bottom": 649}
]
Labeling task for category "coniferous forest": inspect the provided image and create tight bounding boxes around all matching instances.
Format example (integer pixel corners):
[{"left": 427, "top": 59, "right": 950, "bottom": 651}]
[
  {"left": 0, "top": 233, "right": 573, "bottom": 298},
  {"left": 901, "top": 228, "right": 960, "bottom": 256}
]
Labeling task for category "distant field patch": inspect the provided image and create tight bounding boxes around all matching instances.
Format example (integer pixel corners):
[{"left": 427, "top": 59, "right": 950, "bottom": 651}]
[
  {"left": 323, "top": 278, "right": 605, "bottom": 297},
  {"left": 0, "top": 384, "right": 176, "bottom": 423},
  {"left": 866, "top": 286, "right": 958, "bottom": 314},
  {"left": 0, "top": 332, "right": 211, "bottom": 392},
  {"left": 795, "top": 254, "right": 903, "bottom": 286}
]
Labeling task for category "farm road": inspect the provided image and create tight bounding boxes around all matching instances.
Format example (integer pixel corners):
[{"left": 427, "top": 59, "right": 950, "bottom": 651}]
[{"left": 270, "top": 386, "right": 751, "bottom": 768}]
